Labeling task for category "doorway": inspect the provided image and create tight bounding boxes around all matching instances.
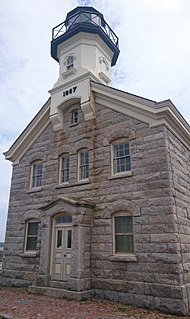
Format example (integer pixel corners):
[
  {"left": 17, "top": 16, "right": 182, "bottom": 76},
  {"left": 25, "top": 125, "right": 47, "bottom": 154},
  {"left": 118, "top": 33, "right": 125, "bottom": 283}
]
[{"left": 51, "top": 214, "right": 72, "bottom": 281}]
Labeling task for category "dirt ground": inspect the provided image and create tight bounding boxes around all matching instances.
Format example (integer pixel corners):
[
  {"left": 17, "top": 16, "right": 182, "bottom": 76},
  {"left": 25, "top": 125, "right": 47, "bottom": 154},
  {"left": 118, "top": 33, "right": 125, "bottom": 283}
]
[{"left": 0, "top": 287, "right": 189, "bottom": 319}]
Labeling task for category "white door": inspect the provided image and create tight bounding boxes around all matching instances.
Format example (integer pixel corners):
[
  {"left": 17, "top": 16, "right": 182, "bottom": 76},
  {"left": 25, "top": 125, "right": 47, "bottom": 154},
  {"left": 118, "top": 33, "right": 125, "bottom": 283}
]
[{"left": 52, "top": 227, "right": 72, "bottom": 281}]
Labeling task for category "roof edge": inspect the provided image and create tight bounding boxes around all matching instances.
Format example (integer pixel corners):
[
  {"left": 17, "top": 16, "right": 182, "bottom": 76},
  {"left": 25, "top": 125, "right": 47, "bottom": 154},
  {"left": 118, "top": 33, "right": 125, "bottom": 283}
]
[{"left": 91, "top": 81, "right": 190, "bottom": 149}]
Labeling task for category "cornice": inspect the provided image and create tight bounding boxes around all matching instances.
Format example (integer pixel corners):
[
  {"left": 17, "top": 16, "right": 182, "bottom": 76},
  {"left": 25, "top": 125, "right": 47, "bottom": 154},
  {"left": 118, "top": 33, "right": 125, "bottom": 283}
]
[
  {"left": 40, "top": 195, "right": 96, "bottom": 211},
  {"left": 4, "top": 98, "right": 51, "bottom": 164},
  {"left": 4, "top": 81, "right": 190, "bottom": 166}
]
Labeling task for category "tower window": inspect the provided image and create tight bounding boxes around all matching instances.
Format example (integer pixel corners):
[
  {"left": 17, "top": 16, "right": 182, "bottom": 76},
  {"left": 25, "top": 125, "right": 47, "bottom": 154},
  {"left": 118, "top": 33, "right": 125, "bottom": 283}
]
[
  {"left": 66, "top": 56, "right": 74, "bottom": 70},
  {"left": 71, "top": 109, "right": 78, "bottom": 125}
]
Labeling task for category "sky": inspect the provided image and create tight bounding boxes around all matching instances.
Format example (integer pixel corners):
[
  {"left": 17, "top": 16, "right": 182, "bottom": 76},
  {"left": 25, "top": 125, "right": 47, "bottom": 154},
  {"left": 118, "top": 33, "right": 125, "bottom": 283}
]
[{"left": 1, "top": 0, "right": 190, "bottom": 242}]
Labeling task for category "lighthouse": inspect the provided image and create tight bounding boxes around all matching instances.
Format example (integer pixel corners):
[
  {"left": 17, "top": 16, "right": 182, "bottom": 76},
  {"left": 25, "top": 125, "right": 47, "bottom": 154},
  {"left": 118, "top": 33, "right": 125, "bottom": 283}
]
[{"left": 49, "top": 6, "right": 120, "bottom": 131}]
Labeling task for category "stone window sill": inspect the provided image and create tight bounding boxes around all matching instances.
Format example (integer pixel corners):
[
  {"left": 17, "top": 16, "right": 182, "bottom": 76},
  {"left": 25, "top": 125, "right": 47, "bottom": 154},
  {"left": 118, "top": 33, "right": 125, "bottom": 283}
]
[
  {"left": 77, "top": 179, "right": 90, "bottom": 185},
  {"left": 55, "top": 179, "right": 90, "bottom": 189},
  {"left": 110, "top": 254, "right": 137, "bottom": 262},
  {"left": 20, "top": 252, "right": 39, "bottom": 258},
  {"left": 56, "top": 182, "right": 69, "bottom": 189},
  {"left": 26, "top": 187, "right": 42, "bottom": 194},
  {"left": 108, "top": 171, "right": 133, "bottom": 180},
  {"left": 70, "top": 123, "right": 78, "bottom": 128}
]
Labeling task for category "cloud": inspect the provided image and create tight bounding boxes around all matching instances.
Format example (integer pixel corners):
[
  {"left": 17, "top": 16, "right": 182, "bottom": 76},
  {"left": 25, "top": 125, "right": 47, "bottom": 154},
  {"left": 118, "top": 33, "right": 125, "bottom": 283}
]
[{"left": 1, "top": 0, "right": 190, "bottom": 241}]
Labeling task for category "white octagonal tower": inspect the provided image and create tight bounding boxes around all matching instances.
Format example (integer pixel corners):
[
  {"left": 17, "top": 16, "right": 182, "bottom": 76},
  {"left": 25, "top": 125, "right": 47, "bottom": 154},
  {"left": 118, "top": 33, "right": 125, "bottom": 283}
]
[{"left": 49, "top": 6, "right": 120, "bottom": 131}]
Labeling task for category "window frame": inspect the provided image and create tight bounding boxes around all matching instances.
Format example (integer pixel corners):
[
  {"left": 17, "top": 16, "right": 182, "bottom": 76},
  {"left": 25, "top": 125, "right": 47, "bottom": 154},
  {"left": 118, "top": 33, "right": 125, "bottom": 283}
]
[
  {"left": 24, "top": 220, "right": 39, "bottom": 253},
  {"left": 113, "top": 213, "right": 134, "bottom": 256},
  {"left": 30, "top": 160, "right": 42, "bottom": 189},
  {"left": 59, "top": 154, "right": 70, "bottom": 184},
  {"left": 71, "top": 108, "right": 79, "bottom": 125},
  {"left": 111, "top": 140, "right": 131, "bottom": 176},
  {"left": 66, "top": 55, "right": 74, "bottom": 70},
  {"left": 78, "top": 149, "right": 89, "bottom": 181}
]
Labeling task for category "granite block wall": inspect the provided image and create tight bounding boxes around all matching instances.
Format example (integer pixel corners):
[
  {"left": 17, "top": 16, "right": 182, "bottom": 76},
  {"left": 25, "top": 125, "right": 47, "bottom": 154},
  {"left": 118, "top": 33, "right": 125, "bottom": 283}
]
[{"left": 1, "top": 102, "right": 190, "bottom": 315}]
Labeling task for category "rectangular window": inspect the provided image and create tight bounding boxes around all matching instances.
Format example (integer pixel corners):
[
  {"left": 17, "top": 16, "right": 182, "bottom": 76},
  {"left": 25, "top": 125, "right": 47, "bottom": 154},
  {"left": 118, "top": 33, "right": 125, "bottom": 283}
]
[
  {"left": 31, "top": 162, "right": 42, "bottom": 188},
  {"left": 114, "top": 216, "right": 134, "bottom": 254},
  {"left": 79, "top": 151, "right": 89, "bottom": 180},
  {"left": 66, "top": 56, "right": 74, "bottom": 70},
  {"left": 71, "top": 109, "right": 78, "bottom": 125},
  {"left": 113, "top": 141, "right": 131, "bottom": 174},
  {"left": 25, "top": 221, "right": 38, "bottom": 252},
  {"left": 60, "top": 155, "right": 69, "bottom": 183}
]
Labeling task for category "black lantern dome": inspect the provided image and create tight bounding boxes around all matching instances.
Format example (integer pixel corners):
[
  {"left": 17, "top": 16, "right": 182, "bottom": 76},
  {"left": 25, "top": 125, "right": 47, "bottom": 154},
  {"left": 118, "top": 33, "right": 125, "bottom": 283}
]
[{"left": 51, "top": 6, "right": 120, "bottom": 66}]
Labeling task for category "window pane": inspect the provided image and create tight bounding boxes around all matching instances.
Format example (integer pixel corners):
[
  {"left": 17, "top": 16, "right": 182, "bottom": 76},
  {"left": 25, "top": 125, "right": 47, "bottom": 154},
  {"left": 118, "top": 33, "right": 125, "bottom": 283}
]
[
  {"left": 79, "top": 151, "right": 89, "bottom": 180},
  {"left": 113, "top": 142, "right": 131, "bottom": 174},
  {"left": 57, "top": 230, "right": 62, "bottom": 248},
  {"left": 115, "top": 216, "right": 133, "bottom": 233},
  {"left": 71, "top": 110, "right": 78, "bottom": 124},
  {"left": 55, "top": 215, "right": 72, "bottom": 224},
  {"left": 62, "top": 170, "right": 69, "bottom": 183},
  {"left": 62, "top": 156, "right": 69, "bottom": 169},
  {"left": 61, "top": 155, "right": 69, "bottom": 183},
  {"left": 32, "top": 162, "right": 42, "bottom": 187},
  {"left": 67, "top": 230, "right": 72, "bottom": 249},
  {"left": 66, "top": 56, "right": 74, "bottom": 69},
  {"left": 115, "top": 235, "right": 134, "bottom": 253},
  {"left": 26, "top": 237, "right": 37, "bottom": 251},
  {"left": 80, "top": 12, "right": 91, "bottom": 23},
  {"left": 28, "top": 222, "right": 38, "bottom": 236}
]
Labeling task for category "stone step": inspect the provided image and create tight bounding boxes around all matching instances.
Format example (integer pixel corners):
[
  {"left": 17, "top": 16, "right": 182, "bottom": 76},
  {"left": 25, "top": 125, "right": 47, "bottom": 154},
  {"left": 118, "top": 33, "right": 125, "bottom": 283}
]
[
  {"left": 48, "top": 280, "right": 68, "bottom": 289},
  {"left": 28, "top": 285, "right": 94, "bottom": 301}
]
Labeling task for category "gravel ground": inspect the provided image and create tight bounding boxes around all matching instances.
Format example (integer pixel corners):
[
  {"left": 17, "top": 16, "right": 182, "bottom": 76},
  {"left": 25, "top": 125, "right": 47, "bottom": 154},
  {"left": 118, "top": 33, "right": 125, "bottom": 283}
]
[{"left": 0, "top": 287, "right": 189, "bottom": 319}]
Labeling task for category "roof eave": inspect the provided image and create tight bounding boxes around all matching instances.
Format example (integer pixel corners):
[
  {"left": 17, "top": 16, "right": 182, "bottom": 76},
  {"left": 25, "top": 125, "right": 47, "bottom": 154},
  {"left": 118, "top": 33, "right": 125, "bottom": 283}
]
[{"left": 91, "top": 81, "right": 190, "bottom": 149}]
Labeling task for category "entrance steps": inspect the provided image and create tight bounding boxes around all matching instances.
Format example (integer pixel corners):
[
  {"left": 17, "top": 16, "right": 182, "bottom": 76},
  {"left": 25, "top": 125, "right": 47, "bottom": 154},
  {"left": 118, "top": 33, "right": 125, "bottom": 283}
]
[{"left": 28, "top": 283, "right": 94, "bottom": 301}]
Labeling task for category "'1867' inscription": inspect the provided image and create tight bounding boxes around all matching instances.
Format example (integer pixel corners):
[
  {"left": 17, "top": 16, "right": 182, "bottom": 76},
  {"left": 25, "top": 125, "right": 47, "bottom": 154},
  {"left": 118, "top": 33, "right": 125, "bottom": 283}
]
[{"left": 63, "top": 86, "right": 77, "bottom": 97}]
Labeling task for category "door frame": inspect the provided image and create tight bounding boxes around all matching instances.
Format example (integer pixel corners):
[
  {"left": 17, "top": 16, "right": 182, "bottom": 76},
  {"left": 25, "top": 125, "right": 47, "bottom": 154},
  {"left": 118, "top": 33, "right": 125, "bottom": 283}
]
[{"left": 50, "top": 213, "right": 72, "bottom": 281}]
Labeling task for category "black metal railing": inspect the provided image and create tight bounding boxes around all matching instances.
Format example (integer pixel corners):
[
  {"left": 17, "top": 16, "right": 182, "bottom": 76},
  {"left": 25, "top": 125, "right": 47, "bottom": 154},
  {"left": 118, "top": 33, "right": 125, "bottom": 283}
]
[{"left": 52, "top": 10, "right": 119, "bottom": 48}]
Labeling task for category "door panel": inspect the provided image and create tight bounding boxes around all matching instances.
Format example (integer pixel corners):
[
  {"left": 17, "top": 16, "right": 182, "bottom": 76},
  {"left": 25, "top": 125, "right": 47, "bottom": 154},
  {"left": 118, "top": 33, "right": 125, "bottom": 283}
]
[{"left": 52, "top": 227, "right": 72, "bottom": 280}]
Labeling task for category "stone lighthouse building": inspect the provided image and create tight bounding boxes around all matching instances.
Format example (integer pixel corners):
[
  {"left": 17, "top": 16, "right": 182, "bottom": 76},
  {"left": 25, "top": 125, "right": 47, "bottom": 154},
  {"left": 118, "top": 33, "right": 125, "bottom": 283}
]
[{"left": 1, "top": 6, "right": 190, "bottom": 316}]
